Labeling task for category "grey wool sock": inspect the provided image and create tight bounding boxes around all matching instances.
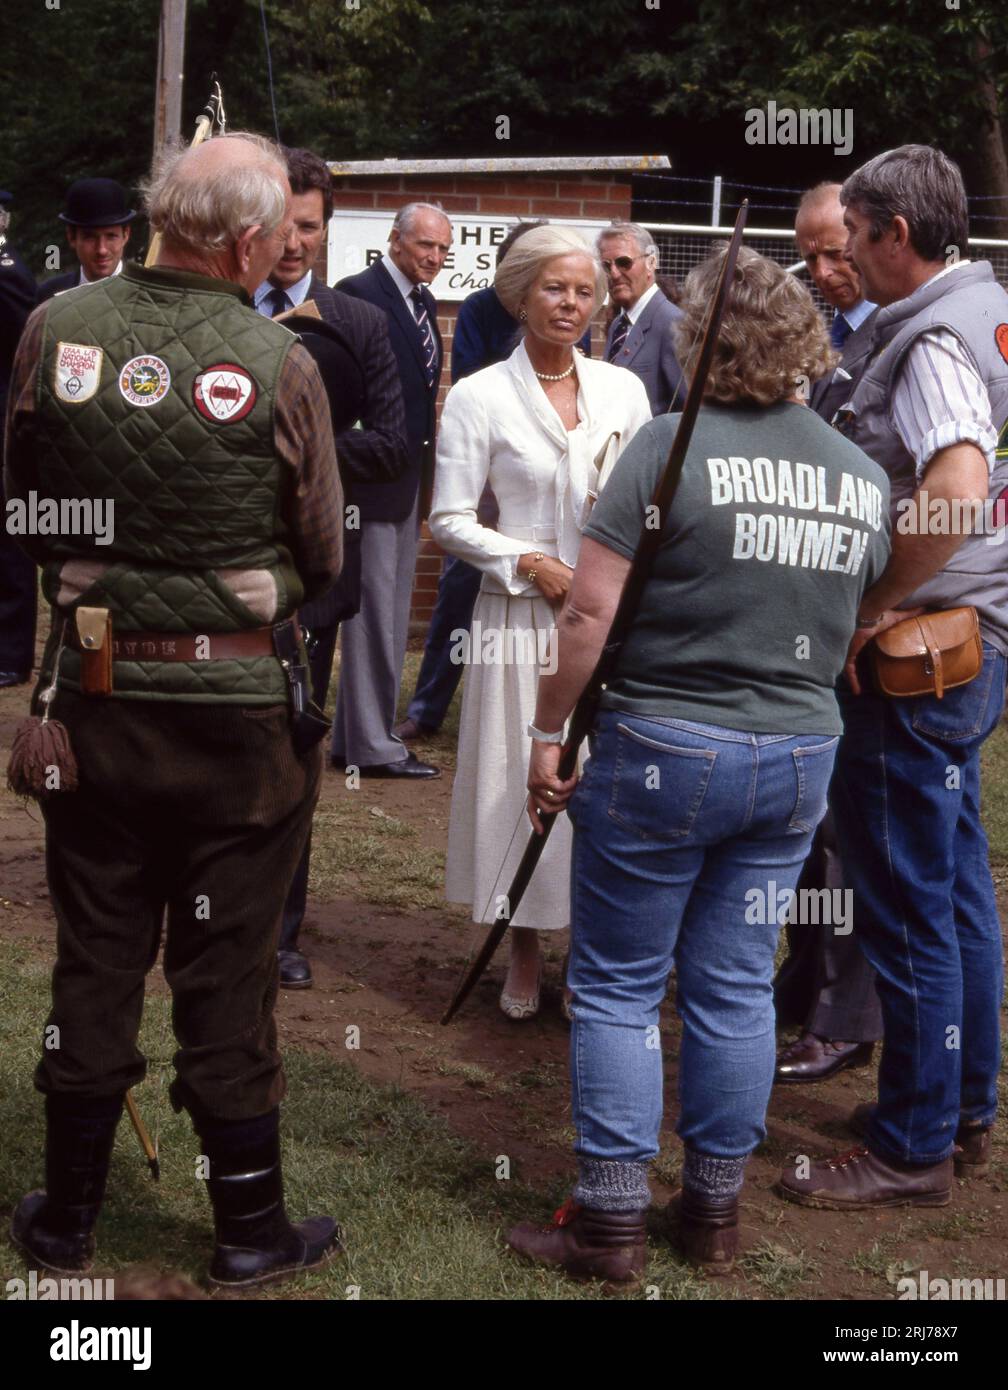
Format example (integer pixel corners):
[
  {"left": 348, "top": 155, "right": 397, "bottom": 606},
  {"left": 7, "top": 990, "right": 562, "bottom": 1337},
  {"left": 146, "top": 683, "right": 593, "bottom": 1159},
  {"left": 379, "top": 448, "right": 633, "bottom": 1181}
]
[
  {"left": 682, "top": 1147, "right": 747, "bottom": 1199},
  {"left": 574, "top": 1157, "right": 651, "bottom": 1212}
]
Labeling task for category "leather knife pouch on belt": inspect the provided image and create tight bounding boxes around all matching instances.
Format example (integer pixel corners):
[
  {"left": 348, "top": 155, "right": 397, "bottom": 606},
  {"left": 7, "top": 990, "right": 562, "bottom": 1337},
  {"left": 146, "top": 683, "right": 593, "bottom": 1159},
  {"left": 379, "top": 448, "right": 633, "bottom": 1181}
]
[
  {"left": 871, "top": 606, "right": 982, "bottom": 700},
  {"left": 75, "top": 607, "right": 113, "bottom": 695}
]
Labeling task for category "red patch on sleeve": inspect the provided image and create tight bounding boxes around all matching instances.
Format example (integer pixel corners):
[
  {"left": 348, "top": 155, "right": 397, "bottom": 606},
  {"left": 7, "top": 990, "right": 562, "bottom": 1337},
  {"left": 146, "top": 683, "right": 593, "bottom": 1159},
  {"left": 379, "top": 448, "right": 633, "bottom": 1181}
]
[{"left": 995, "top": 324, "right": 1008, "bottom": 365}]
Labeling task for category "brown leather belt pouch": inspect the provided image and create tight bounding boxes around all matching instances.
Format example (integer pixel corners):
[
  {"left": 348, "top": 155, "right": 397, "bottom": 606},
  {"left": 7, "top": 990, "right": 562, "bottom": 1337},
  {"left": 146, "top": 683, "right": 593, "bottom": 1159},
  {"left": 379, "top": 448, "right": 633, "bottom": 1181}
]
[
  {"left": 871, "top": 606, "right": 982, "bottom": 700},
  {"left": 75, "top": 607, "right": 113, "bottom": 695}
]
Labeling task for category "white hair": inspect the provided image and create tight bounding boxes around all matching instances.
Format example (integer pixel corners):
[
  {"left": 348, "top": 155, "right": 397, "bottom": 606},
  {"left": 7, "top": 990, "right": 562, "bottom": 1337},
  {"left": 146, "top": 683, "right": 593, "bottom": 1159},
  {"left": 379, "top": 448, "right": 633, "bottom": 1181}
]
[
  {"left": 596, "top": 220, "right": 657, "bottom": 262},
  {"left": 143, "top": 132, "right": 288, "bottom": 254},
  {"left": 392, "top": 201, "right": 452, "bottom": 235},
  {"left": 494, "top": 224, "right": 607, "bottom": 317}
]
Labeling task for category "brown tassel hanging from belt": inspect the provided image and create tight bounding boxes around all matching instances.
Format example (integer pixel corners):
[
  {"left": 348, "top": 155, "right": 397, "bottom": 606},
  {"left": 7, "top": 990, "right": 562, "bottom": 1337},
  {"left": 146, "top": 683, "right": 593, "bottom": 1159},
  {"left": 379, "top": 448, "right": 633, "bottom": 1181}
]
[{"left": 6, "top": 625, "right": 79, "bottom": 799}]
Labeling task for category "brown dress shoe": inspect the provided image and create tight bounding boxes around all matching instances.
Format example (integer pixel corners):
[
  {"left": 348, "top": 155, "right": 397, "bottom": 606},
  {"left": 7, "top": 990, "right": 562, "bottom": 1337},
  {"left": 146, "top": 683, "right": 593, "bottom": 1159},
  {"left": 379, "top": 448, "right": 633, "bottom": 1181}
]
[
  {"left": 774, "top": 1032, "right": 874, "bottom": 1084},
  {"left": 670, "top": 1189, "right": 738, "bottom": 1274},
  {"left": 849, "top": 1104, "right": 991, "bottom": 1178},
  {"left": 506, "top": 1198, "right": 646, "bottom": 1290},
  {"left": 392, "top": 717, "right": 435, "bottom": 742},
  {"left": 777, "top": 1145, "right": 952, "bottom": 1210}
]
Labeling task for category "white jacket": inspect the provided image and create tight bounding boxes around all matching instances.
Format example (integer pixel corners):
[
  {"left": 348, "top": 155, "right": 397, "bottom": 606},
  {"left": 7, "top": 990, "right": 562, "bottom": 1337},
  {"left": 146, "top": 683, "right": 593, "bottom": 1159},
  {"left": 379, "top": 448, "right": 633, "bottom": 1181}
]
[{"left": 429, "top": 338, "right": 651, "bottom": 595}]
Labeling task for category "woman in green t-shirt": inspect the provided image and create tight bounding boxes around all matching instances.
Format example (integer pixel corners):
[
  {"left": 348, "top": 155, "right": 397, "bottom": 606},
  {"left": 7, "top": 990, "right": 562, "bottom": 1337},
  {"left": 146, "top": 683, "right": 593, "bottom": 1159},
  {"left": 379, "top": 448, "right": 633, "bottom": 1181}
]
[{"left": 505, "top": 247, "right": 891, "bottom": 1288}]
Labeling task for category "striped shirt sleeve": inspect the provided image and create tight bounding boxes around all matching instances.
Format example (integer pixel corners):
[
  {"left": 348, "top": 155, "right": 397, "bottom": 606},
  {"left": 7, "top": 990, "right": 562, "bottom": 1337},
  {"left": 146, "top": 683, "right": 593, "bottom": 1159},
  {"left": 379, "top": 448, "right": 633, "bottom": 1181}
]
[{"left": 891, "top": 328, "right": 997, "bottom": 481}]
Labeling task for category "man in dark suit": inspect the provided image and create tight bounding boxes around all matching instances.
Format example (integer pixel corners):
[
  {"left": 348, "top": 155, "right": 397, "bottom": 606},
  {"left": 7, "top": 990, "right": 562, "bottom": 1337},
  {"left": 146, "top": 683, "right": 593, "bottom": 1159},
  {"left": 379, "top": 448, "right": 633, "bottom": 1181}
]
[
  {"left": 773, "top": 181, "right": 883, "bottom": 1084},
  {"left": 331, "top": 202, "right": 452, "bottom": 780},
  {"left": 35, "top": 179, "right": 135, "bottom": 303},
  {"left": 255, "top": 147, "right": 410, "bottom": 988},
  {"left": 598, "top": 221, "right": 686, "bottom": 415},
  {"left": 0, "top": 189, "right": 38, "bottom": 686}
]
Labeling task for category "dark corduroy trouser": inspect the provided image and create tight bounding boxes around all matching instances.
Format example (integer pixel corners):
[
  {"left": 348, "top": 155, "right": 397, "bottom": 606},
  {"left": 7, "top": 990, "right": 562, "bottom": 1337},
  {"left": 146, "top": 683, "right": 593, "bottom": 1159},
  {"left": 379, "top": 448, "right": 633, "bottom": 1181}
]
[{"left": 36, "top": 690, "right": 321, "bottom": 1120}]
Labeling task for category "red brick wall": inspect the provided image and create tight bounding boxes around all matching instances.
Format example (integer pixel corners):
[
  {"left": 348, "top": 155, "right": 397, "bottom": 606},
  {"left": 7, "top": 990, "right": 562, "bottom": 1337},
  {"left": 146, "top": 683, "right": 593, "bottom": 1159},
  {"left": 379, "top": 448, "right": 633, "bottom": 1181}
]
[{"left": 324, "top": 172, "right": 632, "bottom": 632}]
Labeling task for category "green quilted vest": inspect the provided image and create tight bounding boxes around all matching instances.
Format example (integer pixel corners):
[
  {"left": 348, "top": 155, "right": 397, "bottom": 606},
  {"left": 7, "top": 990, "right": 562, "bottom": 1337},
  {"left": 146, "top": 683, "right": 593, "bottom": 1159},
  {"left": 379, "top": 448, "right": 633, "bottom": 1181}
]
[{"left": 34, "top": 263, "right": 299, "bottom": 703}]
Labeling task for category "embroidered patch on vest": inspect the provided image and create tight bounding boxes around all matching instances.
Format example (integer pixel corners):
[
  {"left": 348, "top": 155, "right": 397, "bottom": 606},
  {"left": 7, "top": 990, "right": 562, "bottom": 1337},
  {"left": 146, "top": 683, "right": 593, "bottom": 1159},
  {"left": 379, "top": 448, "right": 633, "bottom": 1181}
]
[
  {"left": 995, "top": 324, "right": 1008, "bottom": 365},
  {"left": 193, "top": 363, "right": 257, "bottom": 424},
  {"left": 54, "top": 341, "right": 103, "bottom": 404},
  {"left": 119, "top": 354, "right": 171, "bottom": 407}
]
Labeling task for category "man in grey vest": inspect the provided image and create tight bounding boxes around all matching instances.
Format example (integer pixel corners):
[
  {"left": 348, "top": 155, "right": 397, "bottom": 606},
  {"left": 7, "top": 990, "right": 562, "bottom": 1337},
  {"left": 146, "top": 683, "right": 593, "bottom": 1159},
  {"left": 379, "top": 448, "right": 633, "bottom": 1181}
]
[
  {"left": 774, "top": 183, "right": 883, "bottom": 1084},
  {"left": 5, "top": 134, "right": 346, "bottom": 1287},
  {"left": 779, "top": 145, "right": 1008, "bottom": 1210}
]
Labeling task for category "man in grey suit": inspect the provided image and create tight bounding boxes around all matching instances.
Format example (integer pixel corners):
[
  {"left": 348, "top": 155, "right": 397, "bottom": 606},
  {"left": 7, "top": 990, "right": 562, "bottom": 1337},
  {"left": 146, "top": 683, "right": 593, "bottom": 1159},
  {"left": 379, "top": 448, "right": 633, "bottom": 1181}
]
[
  {"left": 774, "top": 181, "right": 883, "bottom": 1083},
  {"left": 598, "top": 222, "right": 685, "bottom": 415}
]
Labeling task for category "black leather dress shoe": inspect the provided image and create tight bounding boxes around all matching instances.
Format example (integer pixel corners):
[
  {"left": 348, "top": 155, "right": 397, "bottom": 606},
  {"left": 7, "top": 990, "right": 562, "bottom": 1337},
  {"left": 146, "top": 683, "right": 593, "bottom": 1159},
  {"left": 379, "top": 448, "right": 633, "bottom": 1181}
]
[
  {"left": 359, "top": 753, "right": 441, "bottom": 779},
  {"left": 278, "top": 949, "right": 312, "bottom": 989},
  {"left": 0, "top": 670, "right": 30, "bottom": 688},
  {"left": 774, "top": 1032, "right": 874, "bottom": 1084}
]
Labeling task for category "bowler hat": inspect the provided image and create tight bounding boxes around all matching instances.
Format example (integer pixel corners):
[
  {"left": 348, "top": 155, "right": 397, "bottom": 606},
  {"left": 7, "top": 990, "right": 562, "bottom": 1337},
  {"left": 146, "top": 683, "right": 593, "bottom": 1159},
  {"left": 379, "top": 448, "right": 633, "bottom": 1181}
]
[{"left": 58, "top": 178, "right": 136, "bottom": 228}]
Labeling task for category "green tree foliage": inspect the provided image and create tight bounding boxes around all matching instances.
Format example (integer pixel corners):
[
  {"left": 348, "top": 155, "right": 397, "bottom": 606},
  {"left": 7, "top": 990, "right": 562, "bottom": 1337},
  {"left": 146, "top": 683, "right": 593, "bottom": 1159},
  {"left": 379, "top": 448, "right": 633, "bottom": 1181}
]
[{"left": 3, "top": 0, "right": 1006, "bottom": 274}]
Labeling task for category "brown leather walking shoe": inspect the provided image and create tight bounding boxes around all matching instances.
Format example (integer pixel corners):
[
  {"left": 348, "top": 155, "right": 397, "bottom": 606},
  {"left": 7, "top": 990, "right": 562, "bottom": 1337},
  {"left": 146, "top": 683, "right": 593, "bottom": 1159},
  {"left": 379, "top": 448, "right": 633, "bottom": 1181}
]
[
  {"left": 506, "top": 1198, "right": 646, "bottom": 1290},
  {"left": 774, "top": 1032, "right": 874, "bottom": 1084},
  {"left": 849, "top": 1104, "right": 992, "bottom": 1179},
  {"left": 777, "top": 1145, "right": 952, "bottom": 1210},
  {"left": 669, "top": 1189, "right": 738, "bottom": 1274}
]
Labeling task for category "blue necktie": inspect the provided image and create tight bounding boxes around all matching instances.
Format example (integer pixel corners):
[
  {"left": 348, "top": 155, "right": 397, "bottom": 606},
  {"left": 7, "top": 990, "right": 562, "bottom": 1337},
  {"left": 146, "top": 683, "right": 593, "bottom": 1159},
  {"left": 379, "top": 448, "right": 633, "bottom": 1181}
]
[
  {"left": 410, "top": 286, "right": 439, "bottom": 389},
  {"left": 830, "top": 313, "right": 852, "bottom": 349},
  {"left": 607, "top": 313, "right": 631, "bottom": 361},
  {"left": 263, "top": 287, "right": 289, "bottom": 319}
]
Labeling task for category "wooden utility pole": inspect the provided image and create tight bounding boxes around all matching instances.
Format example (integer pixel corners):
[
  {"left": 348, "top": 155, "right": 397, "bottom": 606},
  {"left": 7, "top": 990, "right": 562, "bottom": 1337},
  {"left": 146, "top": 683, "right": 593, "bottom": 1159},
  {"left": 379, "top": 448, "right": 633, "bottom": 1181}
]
[{"left": 153, "top": 0, "right": 187, "bottom": 157}]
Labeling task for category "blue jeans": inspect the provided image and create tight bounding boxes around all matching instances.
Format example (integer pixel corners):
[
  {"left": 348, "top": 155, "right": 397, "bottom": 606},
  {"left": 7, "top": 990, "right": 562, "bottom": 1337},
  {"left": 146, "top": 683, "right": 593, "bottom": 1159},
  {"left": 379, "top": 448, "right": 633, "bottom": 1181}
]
[
  {"left": 406, "top": 555, "right": 483, "bottom": 732},
  {"left": 567, "top": 709, "right": 837, "bottom": 1163},
  {"left": 832, "top": 642, "right": 1006, "bottom": 1166}
]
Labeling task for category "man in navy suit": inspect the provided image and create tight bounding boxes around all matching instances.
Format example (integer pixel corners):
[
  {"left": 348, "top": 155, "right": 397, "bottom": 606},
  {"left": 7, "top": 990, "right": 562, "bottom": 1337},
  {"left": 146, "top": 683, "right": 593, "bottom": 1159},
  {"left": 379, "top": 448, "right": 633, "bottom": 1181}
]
[
  {"left": 598, "top": 222, "right": 686, "bottom": 416},
  {"left": 255, "top": 147, "right": 410, "bottom": 988},
  {"left": 331, "top": 202, "right": 452, "bottom": 780},
  {"left": 36, "top": 179, "right": 135, "bottom": 304}
]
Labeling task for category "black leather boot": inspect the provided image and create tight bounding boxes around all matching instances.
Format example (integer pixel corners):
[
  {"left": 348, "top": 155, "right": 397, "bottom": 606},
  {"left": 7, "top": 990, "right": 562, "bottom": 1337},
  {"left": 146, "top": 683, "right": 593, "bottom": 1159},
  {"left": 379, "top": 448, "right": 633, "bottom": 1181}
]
[
  {"left": 10, "top": 1092, "right": 124, "bottom": 1273},
  {"left": 197, "top": 1109, "right": 344, "bottom": 1289}
]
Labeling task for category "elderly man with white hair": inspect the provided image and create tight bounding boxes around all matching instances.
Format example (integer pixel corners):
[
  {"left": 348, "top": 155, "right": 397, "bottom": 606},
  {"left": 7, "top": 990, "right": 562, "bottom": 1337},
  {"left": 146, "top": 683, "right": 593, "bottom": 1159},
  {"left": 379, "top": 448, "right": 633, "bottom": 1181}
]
[
  {"left": 430, "top": 224, "right": 651, "bottom": 1019},
  {"left": 5, "top": 132, "right": 346, "bottom": 1288},
  {"left": 598, "top": 220, "right": 686, "bottom": 416}
]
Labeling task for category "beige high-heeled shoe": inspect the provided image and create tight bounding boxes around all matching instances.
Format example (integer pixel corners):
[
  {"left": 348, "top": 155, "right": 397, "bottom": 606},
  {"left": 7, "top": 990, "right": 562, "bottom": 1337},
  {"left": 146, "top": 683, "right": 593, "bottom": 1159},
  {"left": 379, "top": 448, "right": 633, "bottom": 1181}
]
[{"left": 500, "top": 961, "right": 542, "bottom": 1021}]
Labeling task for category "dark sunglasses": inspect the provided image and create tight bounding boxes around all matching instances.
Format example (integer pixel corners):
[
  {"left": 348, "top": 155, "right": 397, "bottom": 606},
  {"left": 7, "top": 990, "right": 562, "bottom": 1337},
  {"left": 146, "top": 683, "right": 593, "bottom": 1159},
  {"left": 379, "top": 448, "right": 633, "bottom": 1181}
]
[{"left": 600, "top": 253, "right": 646, "bottom": 274}]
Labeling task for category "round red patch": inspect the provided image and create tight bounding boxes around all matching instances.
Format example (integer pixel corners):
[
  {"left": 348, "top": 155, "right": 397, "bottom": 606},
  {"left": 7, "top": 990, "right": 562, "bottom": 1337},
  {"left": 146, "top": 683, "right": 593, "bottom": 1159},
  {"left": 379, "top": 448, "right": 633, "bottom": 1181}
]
[
  {"left": 193, "top": 363, "right": 257, "bottom": 424},
  {"left": 995, "top": 324, "right": 1008, "bottom": 366}
]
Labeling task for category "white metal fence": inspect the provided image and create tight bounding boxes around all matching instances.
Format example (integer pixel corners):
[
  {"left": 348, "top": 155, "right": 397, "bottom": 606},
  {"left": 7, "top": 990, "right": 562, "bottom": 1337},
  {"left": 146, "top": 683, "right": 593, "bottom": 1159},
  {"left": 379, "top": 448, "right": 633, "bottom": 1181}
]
[{"left": 644, "top": 222, "right": 1008, "bottom": 315}]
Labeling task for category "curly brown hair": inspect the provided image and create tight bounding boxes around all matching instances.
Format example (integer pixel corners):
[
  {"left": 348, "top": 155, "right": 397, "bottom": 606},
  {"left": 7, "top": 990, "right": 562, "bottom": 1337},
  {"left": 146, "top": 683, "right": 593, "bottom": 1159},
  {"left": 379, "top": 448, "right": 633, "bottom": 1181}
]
[{"left": 675, "top": 245, "right": 836, "bottom": 406}]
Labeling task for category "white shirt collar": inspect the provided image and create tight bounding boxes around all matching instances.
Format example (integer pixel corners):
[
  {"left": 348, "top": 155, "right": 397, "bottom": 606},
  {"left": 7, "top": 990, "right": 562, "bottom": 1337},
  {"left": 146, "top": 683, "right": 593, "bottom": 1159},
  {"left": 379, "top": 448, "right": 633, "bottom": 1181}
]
[
  {"left": 624, "top": 281, "right": 660, "bottom": 326},
  {"left": 80, "top": 260, "right": 123, "bottom": 285},
  {"left": 254, "top": 268, "right": 313, "bottom": 315},
  {"left": 381, "top": 251, "right": 423, "bottom": 303}
]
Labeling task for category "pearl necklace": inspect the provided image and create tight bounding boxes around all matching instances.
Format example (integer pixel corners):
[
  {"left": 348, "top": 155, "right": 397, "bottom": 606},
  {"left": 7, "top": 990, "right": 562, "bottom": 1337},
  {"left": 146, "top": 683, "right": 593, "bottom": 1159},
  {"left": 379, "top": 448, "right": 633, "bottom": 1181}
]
[{"left": 534, "top": 361, "right": 576, "bottom": 382}]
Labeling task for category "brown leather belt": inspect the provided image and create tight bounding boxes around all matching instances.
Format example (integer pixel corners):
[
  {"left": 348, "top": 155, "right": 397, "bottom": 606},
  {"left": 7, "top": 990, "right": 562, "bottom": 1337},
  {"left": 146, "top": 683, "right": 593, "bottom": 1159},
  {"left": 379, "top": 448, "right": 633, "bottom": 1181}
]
[{"left": 68, "top": 627, "right": 277, "bottom": 662}]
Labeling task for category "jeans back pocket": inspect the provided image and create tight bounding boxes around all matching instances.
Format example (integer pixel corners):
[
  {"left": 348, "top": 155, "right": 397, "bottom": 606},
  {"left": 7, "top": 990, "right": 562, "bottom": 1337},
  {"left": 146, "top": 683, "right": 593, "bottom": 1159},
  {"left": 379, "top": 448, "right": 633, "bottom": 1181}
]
[
  {"left": 787, "top": 739, "right": 838, "bottom": 834},
  {"left": 607, "top": 722, "right": 716, "bottom": 843}
]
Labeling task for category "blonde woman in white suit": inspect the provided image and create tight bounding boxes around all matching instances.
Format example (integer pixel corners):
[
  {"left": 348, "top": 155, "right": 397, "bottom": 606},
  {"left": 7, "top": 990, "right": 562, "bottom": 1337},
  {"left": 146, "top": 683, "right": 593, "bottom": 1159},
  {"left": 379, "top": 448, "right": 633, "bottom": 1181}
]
[{"left": 429, "top": 225, "right": 651, "bottom": 1019}]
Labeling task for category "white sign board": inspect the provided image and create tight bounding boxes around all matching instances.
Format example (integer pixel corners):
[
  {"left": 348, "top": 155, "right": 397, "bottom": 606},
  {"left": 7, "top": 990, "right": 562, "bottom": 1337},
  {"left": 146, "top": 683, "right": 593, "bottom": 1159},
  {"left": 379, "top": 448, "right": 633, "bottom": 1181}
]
[{"left": 326, "top": 210, "right": 610, "bottom": 301}]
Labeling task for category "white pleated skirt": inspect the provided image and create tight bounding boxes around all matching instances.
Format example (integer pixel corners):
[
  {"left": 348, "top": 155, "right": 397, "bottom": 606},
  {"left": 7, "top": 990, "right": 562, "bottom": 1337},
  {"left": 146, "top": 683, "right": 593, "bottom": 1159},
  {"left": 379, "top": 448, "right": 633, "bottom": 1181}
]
[{"left": 445, "top": 589, "right": 572, "bottom": 929}]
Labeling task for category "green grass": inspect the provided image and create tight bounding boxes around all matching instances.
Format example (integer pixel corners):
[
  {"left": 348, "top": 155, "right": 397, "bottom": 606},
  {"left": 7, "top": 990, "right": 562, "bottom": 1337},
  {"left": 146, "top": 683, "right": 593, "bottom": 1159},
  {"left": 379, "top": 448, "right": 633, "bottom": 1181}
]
[
  {"left": 0, "top": 939, "right": 724, "bottom": 1301},
  {"left": 982, "top": 718, "right": 1008, "bottom": 871}
]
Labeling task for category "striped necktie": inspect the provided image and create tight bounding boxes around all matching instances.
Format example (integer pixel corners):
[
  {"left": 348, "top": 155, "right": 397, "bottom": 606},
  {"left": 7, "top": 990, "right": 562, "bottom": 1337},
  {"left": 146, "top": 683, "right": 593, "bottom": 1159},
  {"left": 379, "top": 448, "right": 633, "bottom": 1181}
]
[
  {"left": 607, "top": 312, "right": 631, "bottom": 361},
  {"left": 410, "top": 286, "right": 439, "bottom": 388}
]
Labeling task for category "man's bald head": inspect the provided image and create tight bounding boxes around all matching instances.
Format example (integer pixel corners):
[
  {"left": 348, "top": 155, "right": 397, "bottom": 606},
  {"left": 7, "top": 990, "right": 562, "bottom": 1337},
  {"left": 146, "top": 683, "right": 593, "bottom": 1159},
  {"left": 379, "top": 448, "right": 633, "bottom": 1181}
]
[
  {"left": 795, "top": 180, "right": 863, "bottom": 312},
  {"left": 145, "top": 132, "right": 290, "bottom": 261}
]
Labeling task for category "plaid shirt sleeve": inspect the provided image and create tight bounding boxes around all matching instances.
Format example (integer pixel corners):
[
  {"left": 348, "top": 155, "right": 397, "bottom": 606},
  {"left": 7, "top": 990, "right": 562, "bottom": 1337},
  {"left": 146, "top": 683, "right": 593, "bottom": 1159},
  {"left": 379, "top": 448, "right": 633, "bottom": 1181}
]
[
  {"left": 891, "top": 328, "right": 998, "bottom": 482},
  {"left": 274, "top": 341, "right": 344, "bottom": 602}
]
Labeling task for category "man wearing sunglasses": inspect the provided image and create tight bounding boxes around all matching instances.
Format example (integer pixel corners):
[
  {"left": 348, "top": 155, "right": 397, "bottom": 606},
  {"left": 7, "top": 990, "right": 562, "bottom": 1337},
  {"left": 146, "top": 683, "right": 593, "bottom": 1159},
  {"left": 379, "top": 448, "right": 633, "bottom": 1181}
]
[{"left": 598, "top": 222, "right": 686, "bottom": 416}]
